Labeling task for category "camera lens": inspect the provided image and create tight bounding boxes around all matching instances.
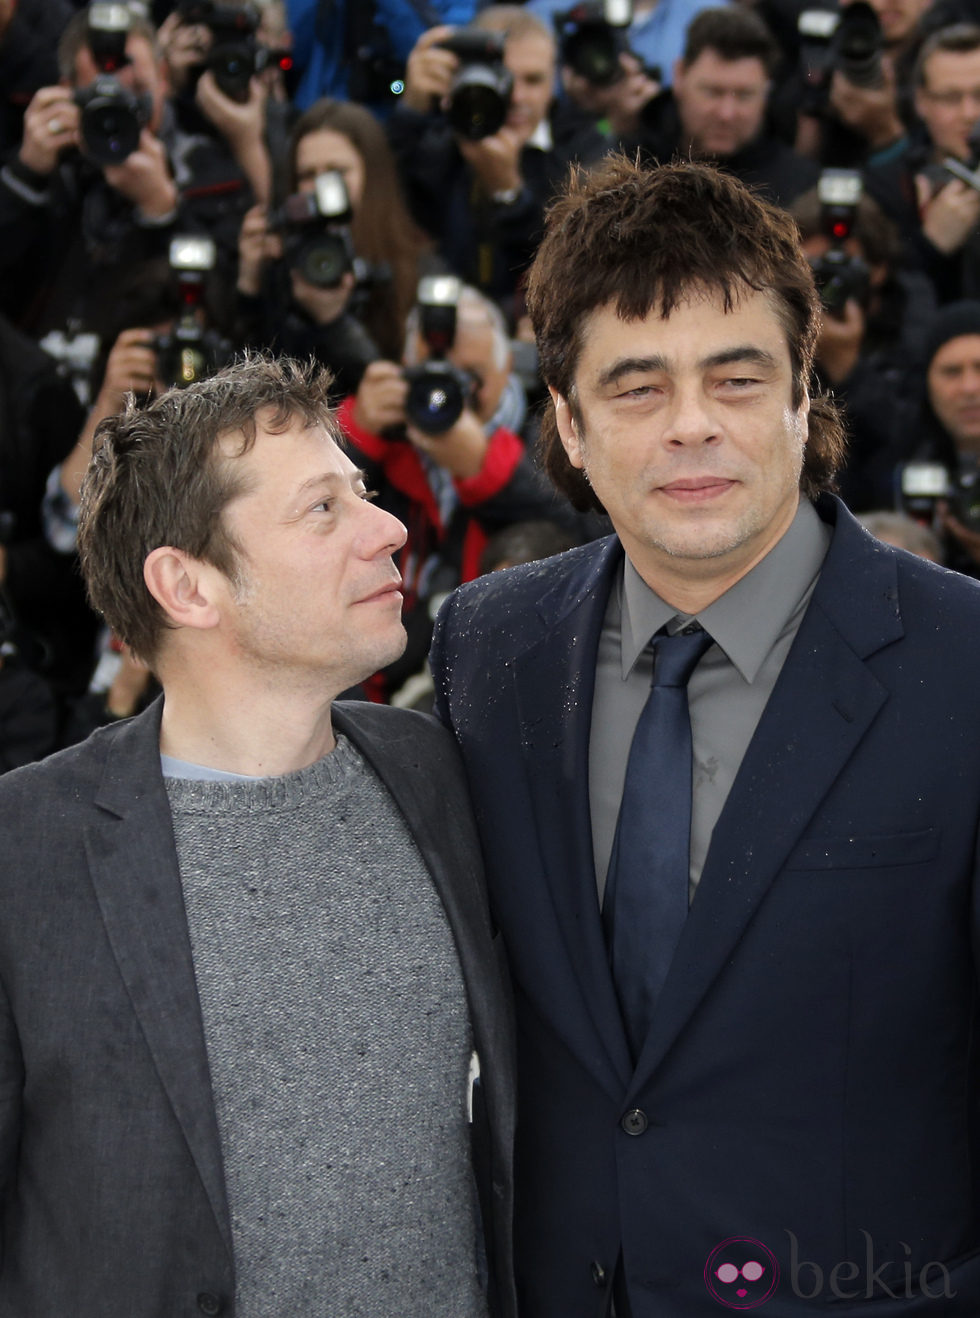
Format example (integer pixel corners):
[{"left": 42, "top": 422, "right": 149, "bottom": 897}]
[
  {"left": 211, "top": 41, "right": 255, "bottom": 100},
  {"left": 563, "top": 27, "right": 623, "bottom": 87},
  {"left": 448, "top": 68, "right": 511, "bottom": 140},
  {"left": 405, "top": 366, "right": 466, "bottom": 434},
  {"left": 295, "top": 234, "right": 350, "bottom": 289},
  {"left": 83, "top": 99, "right": 140, "bottom": 165}
]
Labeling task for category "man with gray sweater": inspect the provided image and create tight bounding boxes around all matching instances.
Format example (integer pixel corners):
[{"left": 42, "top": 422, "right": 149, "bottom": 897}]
[{"left": 0, "top": 356, "right": 515, "bottom": 1318}]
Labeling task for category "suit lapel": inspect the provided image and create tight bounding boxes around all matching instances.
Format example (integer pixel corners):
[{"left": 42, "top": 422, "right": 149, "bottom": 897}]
[
  {"left": 628, "top": 507, "right": 903, "bottom": 1091},
  {"left": 332, "top": 703, "right": 494, "bottom": 1006},
  {"left": 84, "top": 703, "right": 232, "bottom": 1260},
  {"left": 511, "top": 539, "right": 635, "bottom": 1094}
]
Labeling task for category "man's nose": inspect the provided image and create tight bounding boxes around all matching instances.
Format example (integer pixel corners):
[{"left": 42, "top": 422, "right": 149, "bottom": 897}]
[
  {"left": 357, "top": 499, "right": 407, "bottom": 557},
  {"left": 661, "top": 385, "right": 717, "bottom": 445}
]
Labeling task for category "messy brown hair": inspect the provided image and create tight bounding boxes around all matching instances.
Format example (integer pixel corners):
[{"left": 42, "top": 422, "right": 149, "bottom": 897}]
[
  {"left": 77, "top": 354, "right": 337, "bottom": 662},
  {"left": 526, "top": 156, "right": 846, "bottom": 511}
]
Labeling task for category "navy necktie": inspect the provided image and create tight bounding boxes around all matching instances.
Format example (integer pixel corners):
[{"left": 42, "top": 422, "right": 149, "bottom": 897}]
[{"left": 604, "top": 625, "right": 712, "bottom": 1059}]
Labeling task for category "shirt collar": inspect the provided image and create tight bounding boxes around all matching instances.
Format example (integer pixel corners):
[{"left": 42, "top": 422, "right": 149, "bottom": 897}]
[
  {"left": 527, "top": 117, "right": 553, "bottom": 151},
  {"left": 620, "top": 497, "right": 831, "bottom": 682}
]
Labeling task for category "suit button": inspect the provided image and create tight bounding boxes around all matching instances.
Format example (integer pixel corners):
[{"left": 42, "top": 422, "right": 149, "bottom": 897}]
[
  {"left": 197, "top": 1294, "right": 223, "bottom": 1316},
  {"left": 621, "top": 1107, "right": 648, "bottom": 1136},
  {"left": 591, "top": 1260, "right": 608, "bottom": 1286}
]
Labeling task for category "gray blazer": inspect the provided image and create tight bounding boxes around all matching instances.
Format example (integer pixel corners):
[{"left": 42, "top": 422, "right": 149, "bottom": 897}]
[{"left": 0, "top": 699, "right": 515, "bottom": 1317}]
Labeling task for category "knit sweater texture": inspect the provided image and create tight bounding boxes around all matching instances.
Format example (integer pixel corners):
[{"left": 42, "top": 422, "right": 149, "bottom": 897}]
[{"left": 165, "top": 734, "right": 486, "bottom": 1317}]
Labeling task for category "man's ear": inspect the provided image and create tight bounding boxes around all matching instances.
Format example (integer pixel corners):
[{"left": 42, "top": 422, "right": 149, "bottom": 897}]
[
  {"left": 549, "top": 387, "right": 585, "bottom": 470},
  {"left": 143, "top": 547, "right": 222, "bottom": 633}
]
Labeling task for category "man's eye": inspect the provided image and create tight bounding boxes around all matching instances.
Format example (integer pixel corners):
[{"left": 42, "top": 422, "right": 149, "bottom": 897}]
[{"left": 358, "top": 488, "right": 379, "bottom": 502}]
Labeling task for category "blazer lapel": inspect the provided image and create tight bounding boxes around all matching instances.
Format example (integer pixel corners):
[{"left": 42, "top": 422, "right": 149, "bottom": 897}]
[
  {"left": 332, "top": 702, "right": 495, "bottom": 1007},
  {"left": 511, "top": 539, "right": 635, "bottom": 1095},
  {"left": 84, "top": 703, "right": 232, "bottom": 1260},
  {"left": 629, "top": 507, "right": 904, "bottom": 1091}
]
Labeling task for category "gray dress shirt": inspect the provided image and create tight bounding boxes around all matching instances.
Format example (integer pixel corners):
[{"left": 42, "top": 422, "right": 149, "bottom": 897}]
[{"left": 589, "top": 497, "right": 831, "bottom": 905}]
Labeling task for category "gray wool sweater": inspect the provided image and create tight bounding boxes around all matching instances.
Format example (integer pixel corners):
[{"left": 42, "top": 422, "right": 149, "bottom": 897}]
[{"left": 165, "top": 734, "right": 488, "bottom": 1318}]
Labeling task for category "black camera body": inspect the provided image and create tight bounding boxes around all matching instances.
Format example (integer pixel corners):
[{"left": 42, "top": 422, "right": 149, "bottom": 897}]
[
  {"left": 809, "top": 169, "right": 871, "bottom": 318},
  {"left": 898, "top": 459, "right": 980, "bottom": 532},
  {"left": 438, "top": 29, "right": 513, "bottom": 141},
  {"left": 153, "top": 235, "right": 234, "bottom": 389},
  {"left": 921, "top": 120, "right": 980, "bottom": 197},
  {"left": 75, "top": 3, "right": 150, "bottom": 166},
  {"left": 274, "top": 171, "right": 357, "bottom": 290},
  {"left": 403, "top": 275, "right": 475, "bottom": 435},
  {"left": 831, "top": 1, "right": 884, "bottom": 89},
  {"left": 176, "top": 0, "right": 265, "bottom": 102},
  {"left": 553, "top": 0, "right": 634, "bottom": 88},
  {"left": 796, "top": 3, "right": 884, "bottom": 112}
]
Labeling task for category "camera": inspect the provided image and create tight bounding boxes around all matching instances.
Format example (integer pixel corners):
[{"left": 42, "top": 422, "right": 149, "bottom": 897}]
[
  {"left": 74, "top": 3, "right": 150, "bottom": 166},
  {"left": 175, "top": 0, "right": 280, "bottom": 102},
  {"left": 808, "top": 170, "right": 871, "bottom": 317},
  {"left": 153, "top": 235, "right": 234, "bottom": 389},
  {"left": 437, "top": 29, "right": 514, "bottom": 141},
  {"left": 831, "top": 2, "right": 884, "bottom": 88},
  {"left": 897, "top": 459, "right": 980, "bottom": 532},
  {"left": 553, "top": 0, "right": 634, "bottom": 88},
  {"left": 951, "top": 460, "right": 980, "bottom": 531},
  {"left": 274, "top": 171, "right": 357, "bottom": 290},
  {"left": 932, "top": 120, "right": 980, "bottom": 195},
  {"left": 403, "top": 276, "right": 476, "bottom": 435},
  {"left": 796, "top": 3, "right": 884, "bottom": 111}
]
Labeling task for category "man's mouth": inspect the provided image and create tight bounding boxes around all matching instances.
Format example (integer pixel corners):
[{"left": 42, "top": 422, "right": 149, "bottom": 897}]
[{"left": 658, "top": 477, "right": 736, "bottom": 503}]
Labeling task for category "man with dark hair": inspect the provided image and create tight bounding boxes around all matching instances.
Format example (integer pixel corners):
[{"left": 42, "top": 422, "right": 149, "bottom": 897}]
[
  {"left": 430, "top": 156, "right": 980, "bottom": 1316},
  {"left": 0, "top": 355, "right": 515, "bottom": 1317},
  {"left": 866, "top": 23, "right": 980, "bottom": 303},
  {"left": 632, "top": 7, "right": 818, "bottom": 206},
  {"left": 388, "top": 5, "right": 606, "bottom": 320}
]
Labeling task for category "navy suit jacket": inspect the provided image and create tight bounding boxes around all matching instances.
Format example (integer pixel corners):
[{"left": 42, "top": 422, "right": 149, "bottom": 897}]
[
  {"left": 0, "top": 699, "right": 516, "bottom": 1318},
  {"left": 430, "top": 496, "right": 980, "bottom": 1317}
]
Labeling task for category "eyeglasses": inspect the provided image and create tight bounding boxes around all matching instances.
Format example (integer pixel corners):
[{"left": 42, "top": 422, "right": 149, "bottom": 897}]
[{"left": 922, "top": 87, "right": 980, "bottom": 108}]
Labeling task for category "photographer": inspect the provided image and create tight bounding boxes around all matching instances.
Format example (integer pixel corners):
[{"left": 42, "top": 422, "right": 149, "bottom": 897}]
[
  {"left": 338, "top": 281, "right": 573, "bottom": 699},
  {"left": 897, "top": 301, "right": 980, "bottom": 571},
  {"left": 791, "top": 179, "right": 935, "bottom": 510},
  {"left": 526, "top": 0, "right": 720, "bottom": 116},
  {"left": 156, "top": 1, "right": 289, "bottom": 218},
  {"left": 631, "top": 7, "right": 819, "bottom": 207},
  {"left": 388, "top": 5, "right": 605, "bottom": 321},
  {"left": 235, "top": 97, "right": 431, "bottom": 393},
  {"left": 0, "top": 8, "right": 178, "bottom": 341},
  {"left": 865, "top": 24, "right": 980, "bottom": 303},
  {"left": 777, "top": 0, "right": 955, "bottom": 177},
  {"left": 51, "top": 253, "right": 236, "bottom": 519}
]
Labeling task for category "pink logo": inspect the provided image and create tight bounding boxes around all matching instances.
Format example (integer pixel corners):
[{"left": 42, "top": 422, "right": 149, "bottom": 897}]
[{"left": 705, "top": 1237, "right": 780, "bottom": 1309}]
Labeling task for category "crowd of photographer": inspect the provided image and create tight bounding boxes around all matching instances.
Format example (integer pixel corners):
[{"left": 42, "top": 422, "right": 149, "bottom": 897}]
[{"left": 4, "top": 0, "right": 980, "bottom": 768}]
